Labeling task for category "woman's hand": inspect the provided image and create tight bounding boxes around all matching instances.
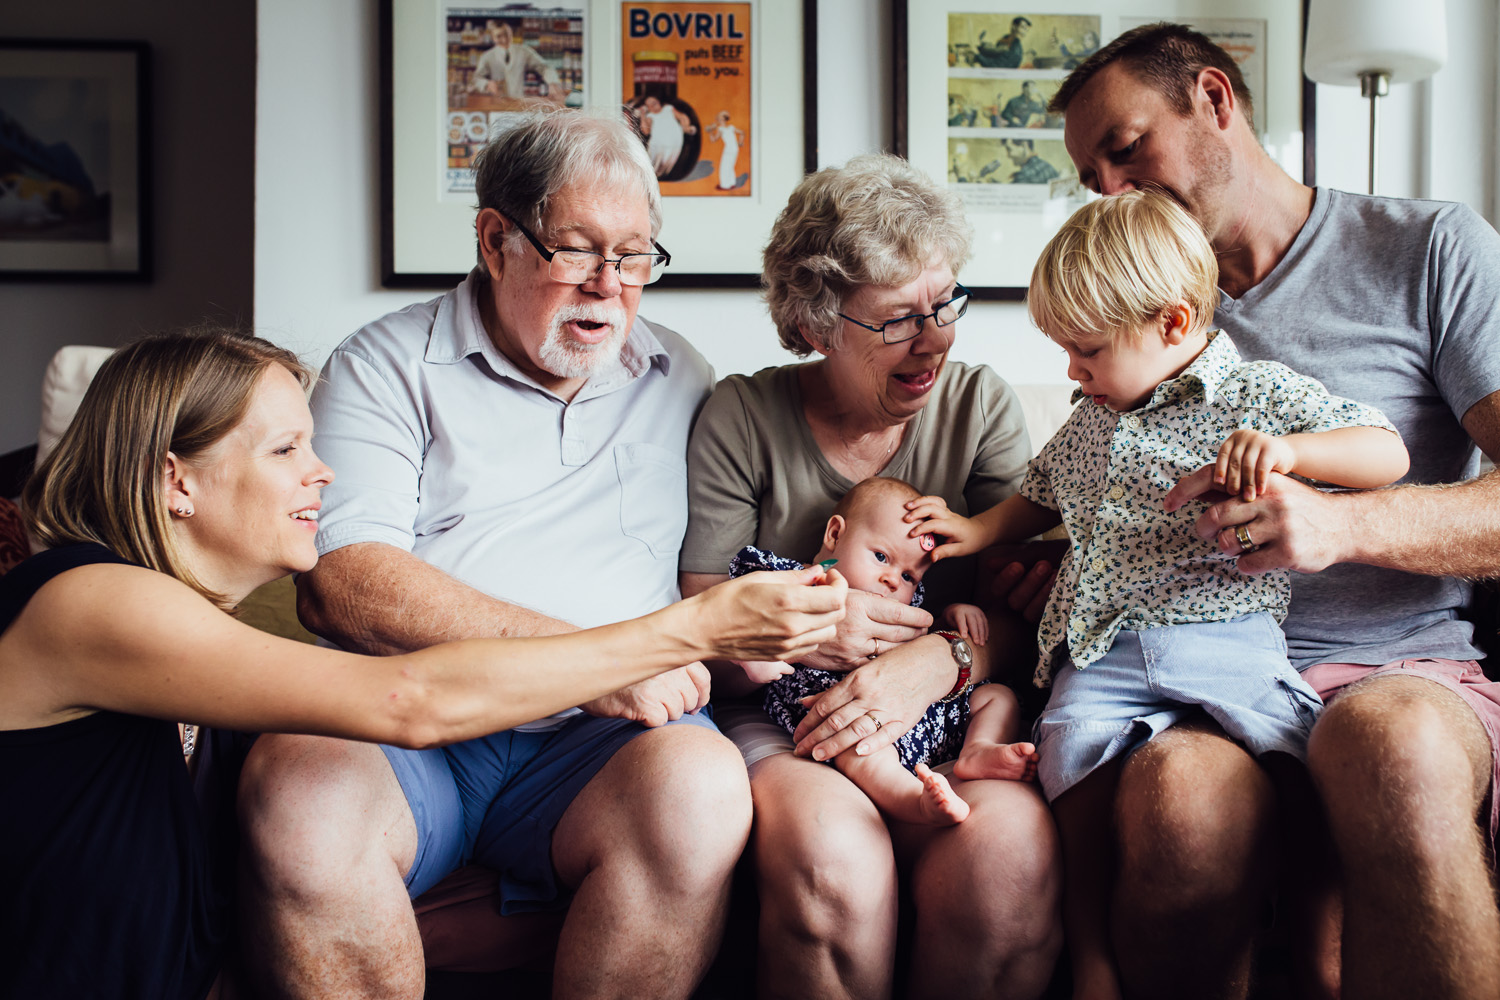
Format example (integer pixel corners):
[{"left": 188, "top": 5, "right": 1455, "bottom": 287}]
[
  {"left": 793, "top": 589, "right": 933, "bottom": 672},
  {"left": 687, "top": 566, "right": 848, "bottom": 663},
  {"left": 792, "top": 634, "right": 955, "bottom": 761}
]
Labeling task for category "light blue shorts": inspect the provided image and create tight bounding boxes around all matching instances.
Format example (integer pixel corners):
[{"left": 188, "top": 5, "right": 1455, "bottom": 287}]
[
  {"left": 381, "top": 708, "right": 719, "bottom": 910},
  {"left": 1034, "top": 613, "right": 1322, "bottom": 802}
]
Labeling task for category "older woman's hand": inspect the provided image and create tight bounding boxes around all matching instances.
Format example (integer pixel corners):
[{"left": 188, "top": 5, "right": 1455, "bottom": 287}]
[
  {"left": 792, "top": 634, "right": 955, "bottom": 760},
  {"left": 793, "top": 589, "right": 933, "bottom": 672}
]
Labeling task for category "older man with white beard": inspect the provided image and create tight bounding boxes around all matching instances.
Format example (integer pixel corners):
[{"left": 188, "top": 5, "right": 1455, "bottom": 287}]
[{"left": 237, "top": 109, "right": 747, "bottom": 999}]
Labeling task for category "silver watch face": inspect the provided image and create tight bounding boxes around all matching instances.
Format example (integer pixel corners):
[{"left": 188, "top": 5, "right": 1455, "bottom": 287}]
[{"left": 949, "top": 636, "right": 974, "bottom": 667}]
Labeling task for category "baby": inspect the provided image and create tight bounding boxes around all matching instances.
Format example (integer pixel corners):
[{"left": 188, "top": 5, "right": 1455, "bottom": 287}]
[
  {"left": 730, "top": 476, "right": 1037, "bottom": 827},
  {"left": 908, "top": 189, "right": 1410, "bottom": 999}
]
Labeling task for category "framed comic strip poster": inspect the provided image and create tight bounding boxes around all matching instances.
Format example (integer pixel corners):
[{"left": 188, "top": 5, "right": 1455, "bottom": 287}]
[
  {"left": 895, "top": 0, "right": 1313, "bottom": 298},
  {"left": 382, "top": 0, "right": 815, "bottom": 287},
  {"left": 0, "top": 39, "right": 150, "bottom": 280}
]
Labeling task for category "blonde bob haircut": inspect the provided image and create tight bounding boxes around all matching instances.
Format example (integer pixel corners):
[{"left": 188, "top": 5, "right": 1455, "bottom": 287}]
[
  {"left": 763, "top": 153, "right": 972, "bottom": 357},
  {"left": 23, "top": 329, "right": 311, "bottom": 612},
  {"left": 1028, "top": 188, "right": 1218, "bottom": 344}
]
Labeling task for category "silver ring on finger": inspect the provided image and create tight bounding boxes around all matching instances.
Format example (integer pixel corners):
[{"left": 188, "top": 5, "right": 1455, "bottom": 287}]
[
  {"left": 868, "top": 638, "right": 880, "bottom": 660},
  {"left": 1234, "top": 523, "right": 1259, "bottom": 554}
]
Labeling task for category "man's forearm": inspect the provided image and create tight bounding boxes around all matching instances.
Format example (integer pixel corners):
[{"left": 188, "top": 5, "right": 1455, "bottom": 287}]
[
  {"left": 1339, "top": 468, "right": 1500, "bottom": 579},
  {"left": 296, "top": 542, "right": 577, "bottom": 655}
]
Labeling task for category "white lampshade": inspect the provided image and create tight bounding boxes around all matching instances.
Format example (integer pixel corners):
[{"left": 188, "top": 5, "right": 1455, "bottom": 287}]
[{"left": 1304, "top": 0, "right": 1447, "bottom": 86}]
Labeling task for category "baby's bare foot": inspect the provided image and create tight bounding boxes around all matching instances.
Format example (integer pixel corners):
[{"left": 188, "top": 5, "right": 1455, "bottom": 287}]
[
  {"left": 953, "top": 740, "right": 1038, "bottom": 781},
  {"left": 914, "top": 763, "right": 970, "bottom": 825}
]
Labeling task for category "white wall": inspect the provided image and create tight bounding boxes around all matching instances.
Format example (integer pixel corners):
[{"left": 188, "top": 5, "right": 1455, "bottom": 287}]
[
  {"left": 255, "top": 0, "right": 1500, "bottom": 391},
  {"left": 1, "top": 1, "right": 256, "bottom": 456}
]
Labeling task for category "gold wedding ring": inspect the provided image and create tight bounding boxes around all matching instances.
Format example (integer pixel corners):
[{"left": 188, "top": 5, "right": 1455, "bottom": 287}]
[{"left": 1234, "top": 523, "right": 1258, "bottom": 554}]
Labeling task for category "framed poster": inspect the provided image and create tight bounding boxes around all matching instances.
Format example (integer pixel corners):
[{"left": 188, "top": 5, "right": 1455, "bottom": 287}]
[
  {"left": 895, "top": 1, "right": 1314, "bottom": 298},
  {"left": 382, "top": 0, "right": 816, "bottom": 288},
  {"left": 0, "top": 39, "right": 150, "bottom": 280}
]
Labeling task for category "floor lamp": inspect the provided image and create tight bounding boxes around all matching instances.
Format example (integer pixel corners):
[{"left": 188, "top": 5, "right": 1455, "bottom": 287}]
[{"left": 1303, "top": 0, "right": 1447, "bottom": 195}]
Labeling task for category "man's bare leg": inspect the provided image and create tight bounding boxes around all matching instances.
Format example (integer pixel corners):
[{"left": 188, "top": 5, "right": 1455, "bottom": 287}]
[
  {"left": 1052, "top": 759, "right": 1126, "bottom": 1000},
  {"left": 549, "top": 723, "right": 752, "bottom": 999},
  {"left": 239, "top": 735, "right": 424, "bottom": 1000},
  {"left": 899, "top": 773, "right": 1062, "bottom": 1000},
  {"left": 1112, "top": 719, "right": 1277, "bottom": 1000},
  {"left": 1308, "top": 674, "right": 1500, "bottom": 1000},
  {"left": 749, "top": 752, "right": 900, "bottom": 1000}
]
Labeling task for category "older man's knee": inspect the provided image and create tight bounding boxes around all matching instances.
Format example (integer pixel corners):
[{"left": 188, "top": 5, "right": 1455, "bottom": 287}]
[{"left": 240, "top": 735, "right": 411, "bottom": 898}]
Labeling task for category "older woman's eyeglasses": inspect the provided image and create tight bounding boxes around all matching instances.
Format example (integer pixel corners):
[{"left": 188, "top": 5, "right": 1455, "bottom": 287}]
[
  {"left": 839, "top": 285, "right": 972, "bottom": 344},
  {"left": 503, "top": 213, "right": 671, "bottom": 286}
]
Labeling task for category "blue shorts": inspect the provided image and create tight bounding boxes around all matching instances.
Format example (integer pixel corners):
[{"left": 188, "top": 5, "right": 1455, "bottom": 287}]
[
  {"left": 1034, "top": 613, "right": 1322, "bottom": 802},
  {"left": 381, "top": 708, "right": 719, "bottom": 912}
]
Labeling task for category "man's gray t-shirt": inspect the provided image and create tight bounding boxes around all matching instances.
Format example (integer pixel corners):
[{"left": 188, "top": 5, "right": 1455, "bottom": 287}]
[{"left": 1216, "top": 187, "right": 1500, "bottom": 669}]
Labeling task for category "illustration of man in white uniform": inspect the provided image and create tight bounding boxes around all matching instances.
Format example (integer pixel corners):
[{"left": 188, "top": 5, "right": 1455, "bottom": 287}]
[{"left": 469, "top": 20, "right": 563, "bottom": 103}]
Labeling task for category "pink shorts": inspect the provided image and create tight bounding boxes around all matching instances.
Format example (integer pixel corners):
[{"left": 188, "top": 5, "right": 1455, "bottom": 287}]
[{"left": 1302, "top": 658, "right": 1500, "bottom": 851}]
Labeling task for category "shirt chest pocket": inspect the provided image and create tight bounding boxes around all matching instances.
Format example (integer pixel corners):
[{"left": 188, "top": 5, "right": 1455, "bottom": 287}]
[{"left": 614, "top": 443, "right": 689, "bottom": 559}]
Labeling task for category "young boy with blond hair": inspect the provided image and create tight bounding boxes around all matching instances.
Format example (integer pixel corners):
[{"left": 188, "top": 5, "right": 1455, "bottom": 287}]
[{"left": 907, "top": 189, "right": 1410, "bottom": 999}]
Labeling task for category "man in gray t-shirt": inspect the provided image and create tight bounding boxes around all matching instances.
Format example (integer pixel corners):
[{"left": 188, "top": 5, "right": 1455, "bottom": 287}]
[{"left": 1050, "top": 22, "right": 1500, "bottom": 1000}]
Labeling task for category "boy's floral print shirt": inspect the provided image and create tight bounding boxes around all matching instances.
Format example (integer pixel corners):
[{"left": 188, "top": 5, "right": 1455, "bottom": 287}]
[{"left": 1021, "top": 330, "right": 1398, "bottom": 687}]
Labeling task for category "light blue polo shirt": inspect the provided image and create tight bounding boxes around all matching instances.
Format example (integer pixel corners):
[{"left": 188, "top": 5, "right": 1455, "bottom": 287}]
[{"left": 310, "top": 269, "right": 715, "bottom": 731}]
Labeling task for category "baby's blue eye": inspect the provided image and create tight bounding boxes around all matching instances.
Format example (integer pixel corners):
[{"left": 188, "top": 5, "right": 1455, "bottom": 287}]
[
  {"left": 874, "top": 551, "right": 888, "bottom": 563},
  {"left": 902, "top": 572, "right": 915, "bottom": 583}
]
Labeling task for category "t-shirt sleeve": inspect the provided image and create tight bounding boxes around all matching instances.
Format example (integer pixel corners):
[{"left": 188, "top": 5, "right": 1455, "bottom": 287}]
[
  {"left": 962, "top": 367, "right": 1034, "bottom": 512},
  {"left": 682, "top": 379, "right": 762, "bottom": 575},
  {"left": 1429, "top": 204, "right": 1500, "bottom": 424},
  {"left": 308, "top": 348, "right": 426, "bottom": 556}
]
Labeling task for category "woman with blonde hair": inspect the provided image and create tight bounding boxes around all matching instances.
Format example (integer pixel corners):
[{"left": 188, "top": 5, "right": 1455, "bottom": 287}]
[{"left": 0, "top": 328, "right": 844, "bottom": 999}]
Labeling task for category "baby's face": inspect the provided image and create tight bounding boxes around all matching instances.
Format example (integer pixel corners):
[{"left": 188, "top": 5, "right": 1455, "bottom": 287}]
[{"left": 829, "top": 499, "right": 933, "bottom": 605}]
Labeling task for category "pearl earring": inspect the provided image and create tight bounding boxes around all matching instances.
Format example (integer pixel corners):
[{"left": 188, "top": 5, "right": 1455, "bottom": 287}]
[{"left": 175, "top": 506, "right": 193, "bottom": 517}]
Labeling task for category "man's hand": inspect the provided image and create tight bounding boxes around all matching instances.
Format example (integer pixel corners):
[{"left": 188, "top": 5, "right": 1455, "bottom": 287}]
[
  {"left": 1216, "top": 429, "right": 1296, "bottom": 501},
  {"left": 977, "top": 541, "right": 1066, "bottom": 625},
  {"left": 795, "top": 589, "right": 932, "bottom": 672},
  {"left": 580, "top": 662, "right": 712, "bottom": 727},
  {"left": 941, "top": 602, "right": 990, "bottom": 645},
  {"left": 1165, "top": 465, "right": 1354, "bottom": 574}
]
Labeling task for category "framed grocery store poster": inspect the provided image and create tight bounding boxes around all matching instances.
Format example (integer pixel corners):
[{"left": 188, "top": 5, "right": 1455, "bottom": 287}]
[
  {"left": 895, "top": 0, "right": 1313, "bottom": 298},
  {"left": 381, "top": 0, "right": 816, "bottom": 287},
  {"left": 0, "top": 39, "right": 151, "bottom": 280}
]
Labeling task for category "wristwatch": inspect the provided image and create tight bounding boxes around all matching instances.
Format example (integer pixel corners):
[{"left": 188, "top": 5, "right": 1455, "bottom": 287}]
[{"left": 932, "top": 630, "right": 974, "bottom": 702}]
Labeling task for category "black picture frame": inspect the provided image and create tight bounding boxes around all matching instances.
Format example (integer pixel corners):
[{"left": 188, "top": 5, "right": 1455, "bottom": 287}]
[
  {"left": 380, "top": 1, "right": 817, "bottom": 289},
  {"left": 0, "top": 38, "right": 151, "bottom": 281},
  {"left": 894, "top": 1, "right": 1314, "bottom": 299}
]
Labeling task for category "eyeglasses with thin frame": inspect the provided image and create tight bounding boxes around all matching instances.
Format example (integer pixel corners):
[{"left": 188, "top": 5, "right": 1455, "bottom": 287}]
[
  {"left": 838, "top": 284, "right": 973, "bottom": 344},
  {"left": 502, "top": 212, "right": 671, "bottom": 286}
]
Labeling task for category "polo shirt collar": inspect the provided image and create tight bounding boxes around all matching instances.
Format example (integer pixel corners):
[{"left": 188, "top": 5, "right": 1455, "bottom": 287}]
[
  {"left": 1068, "top": 328, "right": 1239, "bottom": 411},
  {"left": 423, "top": 268, "right": 672, "bottom": 384}
]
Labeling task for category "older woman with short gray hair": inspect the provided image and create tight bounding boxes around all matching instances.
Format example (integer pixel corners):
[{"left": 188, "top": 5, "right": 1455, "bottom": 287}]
[{"left": 682, "top": 153, "right": 1062, "bottom": 998}]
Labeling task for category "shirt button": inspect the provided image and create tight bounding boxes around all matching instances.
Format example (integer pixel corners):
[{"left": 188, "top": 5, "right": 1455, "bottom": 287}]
[
  {"left": 1121, "top": 415, "right": 1139, "bottom": 430},
  {"left": 1091, "top": 558, "right": 1107, "bottom": 573},
  {"left": 1108, "top": 485, "right": 1125, "bottom": 501}
]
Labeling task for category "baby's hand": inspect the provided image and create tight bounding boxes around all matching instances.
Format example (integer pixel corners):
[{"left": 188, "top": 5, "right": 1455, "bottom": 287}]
[
  {"left": 940, "top": 603, "right": 989, "bottom": 646},
  {"left": 1215, "top": 429, "right": 1296, "bottom": 501},
  {"left": 903, "top": 495, "right": 981, "bottom": 561},
  {"left": 740, "top": 660, "right": 795, "bottom": 685}
]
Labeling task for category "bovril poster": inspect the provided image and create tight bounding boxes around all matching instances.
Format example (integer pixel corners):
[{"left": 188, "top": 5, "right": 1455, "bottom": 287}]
[{"left": 622, "top": 3, "right": 751, "bottom": 197}]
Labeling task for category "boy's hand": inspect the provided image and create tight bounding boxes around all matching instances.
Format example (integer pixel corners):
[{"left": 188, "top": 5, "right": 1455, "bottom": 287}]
[
  {"left": 1215, "top": 430, "right": 1296, "bottom": 501},
  {"left": 903, "top": 495, "right": 985, "bottom": 561},
  {"left": 940, "top": 603, "right": 990, "bottom": 645}
]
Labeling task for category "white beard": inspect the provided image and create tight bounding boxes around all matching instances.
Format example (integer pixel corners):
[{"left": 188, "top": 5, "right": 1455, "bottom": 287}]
[{"left": 537, "top": 303, "right": 630, "bottom": 379}]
